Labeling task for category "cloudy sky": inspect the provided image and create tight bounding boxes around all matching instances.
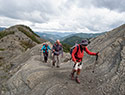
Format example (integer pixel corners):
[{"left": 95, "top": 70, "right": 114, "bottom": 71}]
[{"left": 0, "top": 0, "right": 125, "bottom": 33}]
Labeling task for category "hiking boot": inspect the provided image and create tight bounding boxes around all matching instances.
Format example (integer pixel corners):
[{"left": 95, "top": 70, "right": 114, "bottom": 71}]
[
  {"left": 75, "top": 77, "right": 80, "bottom": 84},
  {"left": 56, "top": 65, "right": 60, "bottom": 68},
  {"left": 52, "top": 62, "right": 55, "bottom": 66},
  {"left": 45, "top": 60, "right": 47, "bottom": 63}
]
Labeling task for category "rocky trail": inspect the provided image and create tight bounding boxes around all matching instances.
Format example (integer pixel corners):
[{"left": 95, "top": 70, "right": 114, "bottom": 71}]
[
  {"left": 3, "top": 49, "right": 100, "bottom": 95},
  {"left": 0, "top": 24, "right": 125, "bottom": 95}
]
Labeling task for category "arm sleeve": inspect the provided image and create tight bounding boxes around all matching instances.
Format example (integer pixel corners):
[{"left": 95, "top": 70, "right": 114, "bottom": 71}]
[
  {"left": 52, "top": 45, "right": 57, "bottom": 54},
  {"left": 71, "top": 46, "right": 77, "bottom": 62},
  {"left": 52, "top": 45, "right": 54, "bottom": 51},
  {"left": 48, "top": 45, "right": 51, "bottom": 50},
  {"left": 85, "top": 47, "right": 97, "bottom": 55}
]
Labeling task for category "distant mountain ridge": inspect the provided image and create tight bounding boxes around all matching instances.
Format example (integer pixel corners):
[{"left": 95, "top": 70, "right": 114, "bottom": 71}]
[
  {"left": 0, "top": 27, "right": 6, "bottom": 31},
  {"left": 61, "top": 32, "right": 105, "bottom": 41},
  {"left": 35, "top": 32, "right": 105, "bottom": 44},
  {"left": 40, "top": 31, "right": 75, "bottom": 37},
  {"left": 75, "top": 32, "right": 105, "bottom": 38},
  {"left": 61, "top": 35, "right": 84, "bottom": 46},
  {"left": 61, "top": 32, "right": 104, "bottom": 46},
  {"left": 35, "top": 32, "right": 61, "bottom": 43},
  {"left": 35, "top": 32, "right": 75, "bottom": 42}
]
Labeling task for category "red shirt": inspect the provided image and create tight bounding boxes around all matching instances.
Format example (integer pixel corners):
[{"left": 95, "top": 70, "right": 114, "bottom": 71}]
[{"left": 72, "top": 44, "right": 97, "bottom": 62}]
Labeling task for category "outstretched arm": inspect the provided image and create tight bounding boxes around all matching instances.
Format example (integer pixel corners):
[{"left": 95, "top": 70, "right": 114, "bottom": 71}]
[
  {"left": 48, "top": 45, "right": 51, "bottom": 50},
  {"left": 85, "top": 47, "right": 97, "bottom": 55}
]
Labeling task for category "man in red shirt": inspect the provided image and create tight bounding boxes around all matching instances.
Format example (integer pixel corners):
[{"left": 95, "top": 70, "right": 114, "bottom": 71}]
[{"left": 71, "top": 40, "right": 99, "bottom": 83}]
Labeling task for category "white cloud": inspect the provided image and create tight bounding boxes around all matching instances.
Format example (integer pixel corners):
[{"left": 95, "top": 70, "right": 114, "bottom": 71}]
[
  {"left": 0, "top": 16, "right": 33, "bottom": 27},
  {"left": 0, "top": 0, "right": 125, "bottom": 33}
]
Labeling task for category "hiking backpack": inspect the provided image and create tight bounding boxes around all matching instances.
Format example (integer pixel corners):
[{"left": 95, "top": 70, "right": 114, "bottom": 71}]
[
  {"left": 70, "top": 44, "right": 79, "bottom": 55},
  {"left": 43, "top": 44, "right": 48, "bottom": 53},
  {"left": 53, "top": 43, "right": 62, "bottom": 51}
]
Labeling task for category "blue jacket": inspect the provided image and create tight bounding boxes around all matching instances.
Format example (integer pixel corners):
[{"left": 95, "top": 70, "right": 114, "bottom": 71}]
[{"left": 41, "top": 45, "right": 51, "bottom": 53}]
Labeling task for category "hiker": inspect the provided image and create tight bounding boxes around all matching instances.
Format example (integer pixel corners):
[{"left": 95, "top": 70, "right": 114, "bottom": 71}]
[
  {"left": 40, "top": 43, "right": 51, "bottom": 63},
  {"left": 52, "top": 40, "right": 63, "bottom": 68},
  {"left": 70, "top": 39, "right": 99, "bottom": 83}
]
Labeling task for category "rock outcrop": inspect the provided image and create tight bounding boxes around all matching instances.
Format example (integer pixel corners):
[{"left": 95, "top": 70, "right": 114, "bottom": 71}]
[
  {"left": 0, "top": 24, "right": 125, "bottom": 95},
  {"left": 81, "top": 24, "right": 125, "bottom": 95},
  {"left": 0, "top": 25, "right": 46, "bottom": 62},
  {"left": 0, "top": 25, "right": 46, "bottom": 93}
]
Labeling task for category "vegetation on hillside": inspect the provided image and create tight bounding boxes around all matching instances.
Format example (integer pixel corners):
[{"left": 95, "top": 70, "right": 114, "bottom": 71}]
[
  {"left": 61, "top": 35, "right": 92, "bottom": 52},
  {"left": 62, "top": 36, "right": 84, "bottom": 46},
  {"left": 18, "top": 27, "right": 41, "bottom": 44},
  {"left": 0, "top": 31, "right": 15, "bottom": 39},
  {"left": 62, "top": 43, "right": 71, "bottom": 53},
  {"left": 20, "top": 25, "right": 40, "bottom": 37},
  {"left": 20, "top": 41, "right": 36, "bottom": 51},
  {"left": 0, "top": 48, "right": 5, "bottom": 51},
  {"left": 62, "top": 35, "right": 92, "bottom": 46}
]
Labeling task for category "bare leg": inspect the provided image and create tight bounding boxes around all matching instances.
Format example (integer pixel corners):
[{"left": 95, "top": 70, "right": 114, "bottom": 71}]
[
  {"left": 52, "top": 55, "right": 56, "bottom": 66},
  {"left": 56, "top": 55, "right": 60, "bottom": 68}
]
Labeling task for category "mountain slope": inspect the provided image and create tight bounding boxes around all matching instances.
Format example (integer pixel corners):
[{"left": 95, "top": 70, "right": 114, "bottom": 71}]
[
  {"left": 0, "top": 24, "right": 125, "bottom": 95},
  {"left": 61, "top": 33, "right": 104, "bottom": 46},
  {"left": 0, "top": 25, "right": 46, "bottom": 90},
  {"left": 0, "top": 24, "right": 46, "bottom": 65},
  {"left": 61, "top": 32, "right": 104, "bottom": 41},
  {"left": 62, "top": 35, "right": 84, "bottom": 46},
  {"left": 81, "top": 24, "right": 125, "bottom": 95}
]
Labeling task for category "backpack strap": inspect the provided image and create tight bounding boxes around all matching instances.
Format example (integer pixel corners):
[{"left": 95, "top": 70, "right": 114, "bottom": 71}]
[
  {"left": 75, "top": 45, "right": 79, "bottom": 55},
  {"left": 43, "top": 44, "right": 48, "bottom": 53}
]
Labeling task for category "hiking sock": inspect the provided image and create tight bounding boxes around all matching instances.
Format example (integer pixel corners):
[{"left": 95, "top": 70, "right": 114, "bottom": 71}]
[
  {"left": 71, "top": 70, "right": 76, "bottom": 80},
  {"left": 77, "top": 69, "right": 81, "bottom": 75}
]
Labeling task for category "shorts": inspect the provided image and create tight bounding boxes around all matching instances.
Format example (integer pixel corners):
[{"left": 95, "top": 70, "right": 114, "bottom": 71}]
[{"left": 73, "top": 62, "right": 83, "bottom": 70}]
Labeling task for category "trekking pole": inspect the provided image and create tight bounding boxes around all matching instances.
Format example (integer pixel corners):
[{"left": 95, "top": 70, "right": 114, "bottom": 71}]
[{"left": 92, "top": 54, "right": 98, "bottom": 73}]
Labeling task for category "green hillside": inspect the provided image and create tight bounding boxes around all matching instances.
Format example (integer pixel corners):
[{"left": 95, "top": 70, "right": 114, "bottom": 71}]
[
  {"left": 61, "top": 32, "right": 105, "bottom": 41},
  {"left": 75, "top": 33, "right": 105, "bottom": 38},
  {"left": 62, "top": 35, "right": 84, "bottom": 46},
  {"left": 2, "top": 25, "right": 46, "bottom": 43}
]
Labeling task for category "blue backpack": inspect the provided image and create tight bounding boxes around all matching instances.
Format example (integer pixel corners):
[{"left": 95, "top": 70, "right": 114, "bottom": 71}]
[{"left": 43, "top": 44, "right": 48, "bottom": 53}]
